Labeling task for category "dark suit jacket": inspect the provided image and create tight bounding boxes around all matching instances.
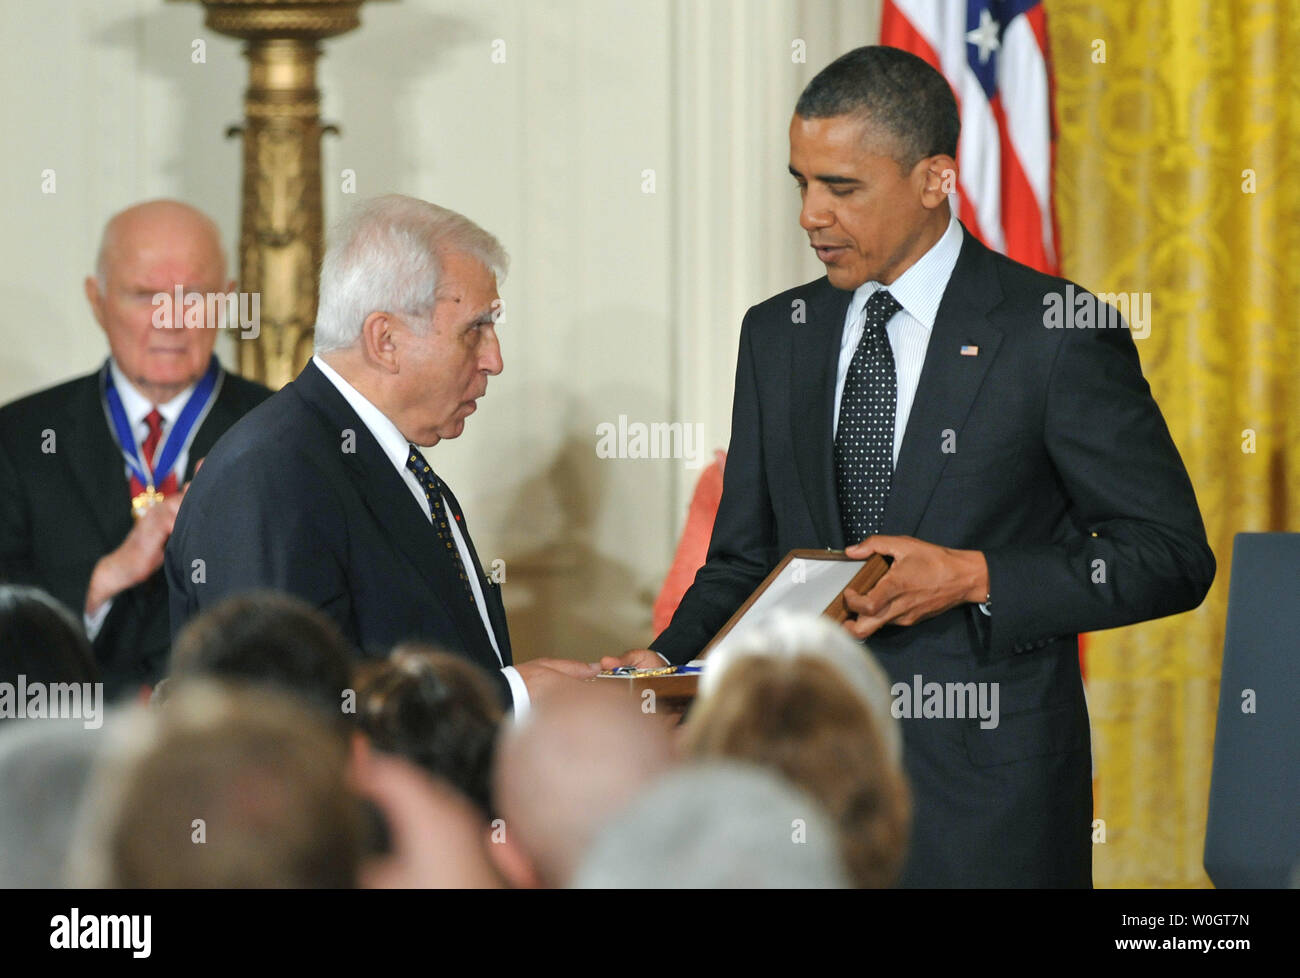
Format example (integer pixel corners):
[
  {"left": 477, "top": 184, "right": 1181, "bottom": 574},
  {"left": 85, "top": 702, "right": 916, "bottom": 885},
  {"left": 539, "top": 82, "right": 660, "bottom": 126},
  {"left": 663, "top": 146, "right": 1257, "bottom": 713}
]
[
  {"left": 0, "top": 363, "right": 271, "bottom": 699},
  {"left": 165, "top": 360, "right": 514, "bottom": 704},
  {"left": 651, "top": 227, "right": 1215, "bottom": 887}
]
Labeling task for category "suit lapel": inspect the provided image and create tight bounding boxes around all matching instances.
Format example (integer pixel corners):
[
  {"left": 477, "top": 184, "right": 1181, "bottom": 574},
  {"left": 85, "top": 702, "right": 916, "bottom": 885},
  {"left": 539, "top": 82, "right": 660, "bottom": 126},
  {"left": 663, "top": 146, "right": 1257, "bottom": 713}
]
[
  {"left": 291, "top": 362, "right": 499, "bottom": 665},
  {"left": 881, "top": 230, "right": 1005, "bottom": 537},
  {"left": 791, "top": 279, "right": 854, "bottom": 549},
  {"left": 62, "top": 372, "right": 133, "bottom": 549}
]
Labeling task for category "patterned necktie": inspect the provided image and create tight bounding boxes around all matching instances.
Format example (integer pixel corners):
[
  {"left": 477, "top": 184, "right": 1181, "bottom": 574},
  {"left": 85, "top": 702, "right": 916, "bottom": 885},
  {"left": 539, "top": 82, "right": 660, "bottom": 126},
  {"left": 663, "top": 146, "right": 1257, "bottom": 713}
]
[
  {"left": 405, "top": 445, "right": 476, "bottom": 606},
  {"left": 835, "top": 289, "right": 902, "bottom": 546},
  {"left": 128, "top": 408, "right": 179, "bottom": 497}
]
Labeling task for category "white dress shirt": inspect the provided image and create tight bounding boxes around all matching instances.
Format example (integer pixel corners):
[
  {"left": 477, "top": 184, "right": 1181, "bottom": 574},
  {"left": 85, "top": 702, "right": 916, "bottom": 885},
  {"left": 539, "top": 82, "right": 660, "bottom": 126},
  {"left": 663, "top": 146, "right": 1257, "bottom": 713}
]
[
  {"left": 830, "top": 215, "right": 989, "bottom": 615},
  {"left": 312, "top": 355, "right": 530, "bottom": 713},
  {"left": 832, "top": 213, "right": 964, "bottom": 462},
  {"left": 84, "top": 360, "right": 199, "bottom": 638}
]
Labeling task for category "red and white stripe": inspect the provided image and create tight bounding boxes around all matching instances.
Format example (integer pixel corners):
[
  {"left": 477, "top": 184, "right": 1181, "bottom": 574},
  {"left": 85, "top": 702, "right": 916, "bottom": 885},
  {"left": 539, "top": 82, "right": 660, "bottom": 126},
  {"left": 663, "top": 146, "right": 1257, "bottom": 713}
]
[{"left": 881, "top": 0, "right": 1061, "bottom": 275}]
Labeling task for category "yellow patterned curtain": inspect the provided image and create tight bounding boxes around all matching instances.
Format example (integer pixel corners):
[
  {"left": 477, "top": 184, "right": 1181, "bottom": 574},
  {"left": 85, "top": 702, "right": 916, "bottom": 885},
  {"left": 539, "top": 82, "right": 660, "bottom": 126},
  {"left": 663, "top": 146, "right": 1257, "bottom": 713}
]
[{"left": 1048, "top": 0, "right": 1300, "bottom": 887}]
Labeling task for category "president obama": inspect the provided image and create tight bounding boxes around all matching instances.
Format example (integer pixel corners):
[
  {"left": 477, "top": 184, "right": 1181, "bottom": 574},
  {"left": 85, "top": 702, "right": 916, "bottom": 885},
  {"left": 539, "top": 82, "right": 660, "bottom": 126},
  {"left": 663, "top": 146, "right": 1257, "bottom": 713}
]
[{"left": 607, "top": 47, "right": 1214, "bottom": 887}]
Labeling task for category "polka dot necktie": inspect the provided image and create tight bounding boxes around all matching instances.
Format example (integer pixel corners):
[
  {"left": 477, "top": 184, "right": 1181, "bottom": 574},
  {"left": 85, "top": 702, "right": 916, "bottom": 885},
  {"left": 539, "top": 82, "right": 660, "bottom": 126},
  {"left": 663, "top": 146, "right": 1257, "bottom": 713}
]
[
  {"left": 405, "top": 445, "right": 476, "bottom": 606},
  {"left": 834, "top": 289, "right": 902, "bottom": 546}
]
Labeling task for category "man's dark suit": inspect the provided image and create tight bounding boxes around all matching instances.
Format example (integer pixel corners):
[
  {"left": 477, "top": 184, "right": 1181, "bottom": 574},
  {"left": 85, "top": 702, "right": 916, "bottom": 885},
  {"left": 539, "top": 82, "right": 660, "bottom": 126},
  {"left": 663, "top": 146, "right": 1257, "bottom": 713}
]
[
  {"left": 652, "top": 226, "right": 1215, "bottom": 887},
  {"left": 165, "top": 360, "right": 514, "bottom": 704},
  {"left": 0, "top": 364, "right": 271, "bottom": 698}
]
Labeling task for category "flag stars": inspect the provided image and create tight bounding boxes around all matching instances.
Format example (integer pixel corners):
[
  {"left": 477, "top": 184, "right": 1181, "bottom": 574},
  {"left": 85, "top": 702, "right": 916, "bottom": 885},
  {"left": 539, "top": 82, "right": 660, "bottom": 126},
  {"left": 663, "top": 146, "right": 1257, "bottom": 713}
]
[{"left": 966, "top": 9, "right": 1001, "bottom": 65}]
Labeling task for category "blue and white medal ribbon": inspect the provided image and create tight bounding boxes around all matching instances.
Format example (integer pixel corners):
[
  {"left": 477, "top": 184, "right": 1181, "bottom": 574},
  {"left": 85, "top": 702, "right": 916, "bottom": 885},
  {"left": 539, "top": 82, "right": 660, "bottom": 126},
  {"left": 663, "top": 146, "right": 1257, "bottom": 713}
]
[{"left": 101, "top": 356, "right": 223, "bottom": 516}]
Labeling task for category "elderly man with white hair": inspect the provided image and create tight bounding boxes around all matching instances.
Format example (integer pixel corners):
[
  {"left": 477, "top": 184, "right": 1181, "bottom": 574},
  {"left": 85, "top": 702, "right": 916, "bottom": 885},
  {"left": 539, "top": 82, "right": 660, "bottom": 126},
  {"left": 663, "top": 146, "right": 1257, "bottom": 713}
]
[{"left": 167, "top": 195, "right": 596, "bottom": 710}]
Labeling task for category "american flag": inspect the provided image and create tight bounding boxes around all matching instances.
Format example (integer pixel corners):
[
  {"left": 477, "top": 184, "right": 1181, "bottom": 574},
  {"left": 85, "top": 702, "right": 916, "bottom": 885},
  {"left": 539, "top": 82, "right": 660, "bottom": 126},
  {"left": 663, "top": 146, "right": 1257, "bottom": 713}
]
[{"left": 881, "top": 0, "right": 1061, "bottom": 275}]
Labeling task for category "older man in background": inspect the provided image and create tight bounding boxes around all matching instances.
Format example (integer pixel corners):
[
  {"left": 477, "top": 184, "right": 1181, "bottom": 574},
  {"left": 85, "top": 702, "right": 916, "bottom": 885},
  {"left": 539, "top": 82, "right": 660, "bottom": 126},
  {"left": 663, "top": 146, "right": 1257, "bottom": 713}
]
[
  {"left": 168, "top": 194, "right": 596, "bottom": 711},
  {"left": 0, "top": 201, "right": 271, "bottom": 699}
]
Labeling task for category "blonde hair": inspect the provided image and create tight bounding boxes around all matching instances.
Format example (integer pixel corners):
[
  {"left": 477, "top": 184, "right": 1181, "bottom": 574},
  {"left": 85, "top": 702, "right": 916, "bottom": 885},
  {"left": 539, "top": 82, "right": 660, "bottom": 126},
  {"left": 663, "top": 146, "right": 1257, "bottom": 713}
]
[
  {"left": 701, "top": 610, "right": 901, "bottom": 765},
  {"left": 686, "top": 616, "right": 911, "bottom": 888}
]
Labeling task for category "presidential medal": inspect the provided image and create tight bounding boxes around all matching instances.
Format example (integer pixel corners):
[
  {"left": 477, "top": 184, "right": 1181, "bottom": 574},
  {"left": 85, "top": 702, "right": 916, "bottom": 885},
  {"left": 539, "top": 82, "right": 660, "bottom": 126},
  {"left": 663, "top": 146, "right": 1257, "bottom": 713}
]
[
  {"left": 131, "top": 485, "right": 164, "bottom": 519},
  {"left": 103, "top": 356, "right": 223, "bottom": 523}
]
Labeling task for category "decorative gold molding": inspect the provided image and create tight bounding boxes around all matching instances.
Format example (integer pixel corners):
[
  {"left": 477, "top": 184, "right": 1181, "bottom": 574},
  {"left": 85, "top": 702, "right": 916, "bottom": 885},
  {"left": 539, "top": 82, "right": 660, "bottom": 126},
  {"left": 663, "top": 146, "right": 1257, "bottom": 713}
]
[{"left": 171, "top": 0, "right": 393, "bottom": 387}]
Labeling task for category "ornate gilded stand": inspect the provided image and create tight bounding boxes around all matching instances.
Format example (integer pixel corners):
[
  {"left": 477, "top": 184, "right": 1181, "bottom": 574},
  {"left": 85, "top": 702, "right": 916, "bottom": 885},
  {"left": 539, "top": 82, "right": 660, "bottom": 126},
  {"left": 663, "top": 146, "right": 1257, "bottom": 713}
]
[{"left": 172, "top": 0, "right": 391, "bottom": 387}]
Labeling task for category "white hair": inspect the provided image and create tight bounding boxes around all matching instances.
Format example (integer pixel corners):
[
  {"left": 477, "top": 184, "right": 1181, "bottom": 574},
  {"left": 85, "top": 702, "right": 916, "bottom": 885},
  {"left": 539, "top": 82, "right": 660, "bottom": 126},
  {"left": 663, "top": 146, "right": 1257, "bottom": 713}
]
[
  {"left": 0, "top": 718, "right": 110, "bottom": 887},
  {"left": 64, "top": 701, "right": 163, "bottom": 888},
  {"left": 572, "top": 762, "right": 850, "bottom": 888},
  {"left": 95, "top": 235, "right": 111, "bottom": 289},
  {"left": 313, "top": 194, "right": 508, "bottom": 354},
  {"left": 699, "top": 610, "right": 902, "bottom": 767}
]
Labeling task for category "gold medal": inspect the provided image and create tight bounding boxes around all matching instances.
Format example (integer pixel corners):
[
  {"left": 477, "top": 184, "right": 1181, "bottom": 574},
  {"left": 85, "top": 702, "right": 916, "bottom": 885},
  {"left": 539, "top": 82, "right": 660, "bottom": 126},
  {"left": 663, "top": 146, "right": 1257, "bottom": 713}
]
[
  {"left": 597, "top": 665, "right": 680, "bottom": 678},
  {"left": 131, "top": 485, "right": 164, "bottom": 519}
]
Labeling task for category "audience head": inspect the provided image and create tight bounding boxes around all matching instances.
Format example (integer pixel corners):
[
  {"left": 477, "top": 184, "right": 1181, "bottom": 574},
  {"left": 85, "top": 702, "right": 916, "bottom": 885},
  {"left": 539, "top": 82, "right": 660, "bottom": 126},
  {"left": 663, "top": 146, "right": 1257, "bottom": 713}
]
[
  {"left": 167, "top": 590, "right": 352, "bottom": 730},
  {"left": 0, "top": 718, "right": 108, "bottom": 886},
  {"left": 686, "top": 611, "right": 910, "bottom": 887},
  {"left": 491, "top": 684, "right": 675, "bottom": 888},
  {"left": 72, "top": 682, "right": 365, "bottom": 888},
  {"left": 353, "top": 643, "right": 504, "bottom": 816},
  {"left": 84, "top": 199, "right": 231, "bottom": 402},
  {"left": 703, "top": 610, "right": 901, "bottom": 762},
  {"left": 0, "top": 584, "right": 98, "bottom": 691},
  {"left": 573, "top": 761, "right": 850, "bottom": 888},
  {"left": 313, "top": 194, "right": 508, "bottom": 447},
  {"left": 352, "top": 749, "right": 502, "bottom": 889}
]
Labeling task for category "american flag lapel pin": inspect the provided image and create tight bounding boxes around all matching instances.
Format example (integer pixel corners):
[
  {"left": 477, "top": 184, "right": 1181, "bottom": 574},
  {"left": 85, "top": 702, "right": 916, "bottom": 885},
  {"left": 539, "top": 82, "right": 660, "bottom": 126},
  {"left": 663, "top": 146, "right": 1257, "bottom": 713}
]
[{"left": 960, "top": 344, "right": 979, "bottom": 357}]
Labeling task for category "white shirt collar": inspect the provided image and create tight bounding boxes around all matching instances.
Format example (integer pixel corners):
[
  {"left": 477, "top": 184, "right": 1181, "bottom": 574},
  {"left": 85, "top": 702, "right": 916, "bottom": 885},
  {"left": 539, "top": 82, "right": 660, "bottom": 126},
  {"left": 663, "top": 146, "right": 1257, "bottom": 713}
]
[
  {"left": 311, "top": 354, "right": 416, "bottom": 471},
  {"left": 108, "top": 357, "right": 197, "bottom": 427},
  {"left": 848, "top": 213, "right": 964, "bottom": 332}
]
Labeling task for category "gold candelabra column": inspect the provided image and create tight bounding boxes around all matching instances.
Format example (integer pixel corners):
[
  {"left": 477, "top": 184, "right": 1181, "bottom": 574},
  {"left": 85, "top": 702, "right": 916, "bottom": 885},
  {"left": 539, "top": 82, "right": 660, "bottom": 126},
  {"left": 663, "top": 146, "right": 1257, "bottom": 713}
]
[{"left": 173, "top": 0, "right": 391, "bottom": 388}]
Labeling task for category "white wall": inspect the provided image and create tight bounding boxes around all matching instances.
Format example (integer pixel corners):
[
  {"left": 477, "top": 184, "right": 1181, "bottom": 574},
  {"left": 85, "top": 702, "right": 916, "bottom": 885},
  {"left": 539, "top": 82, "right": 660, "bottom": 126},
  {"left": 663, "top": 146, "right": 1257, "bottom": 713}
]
[{"left": 0, "top": 0, "right": 879, "bottom": 659}]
